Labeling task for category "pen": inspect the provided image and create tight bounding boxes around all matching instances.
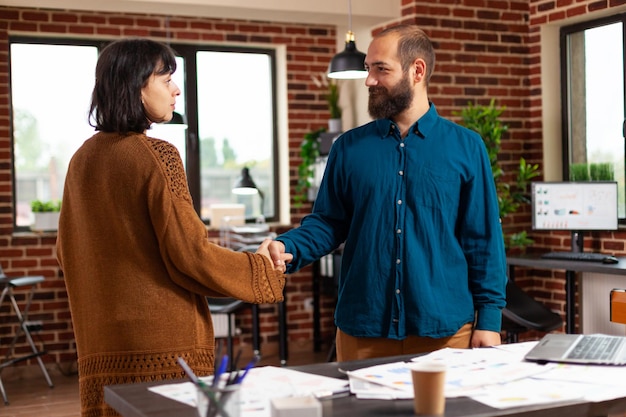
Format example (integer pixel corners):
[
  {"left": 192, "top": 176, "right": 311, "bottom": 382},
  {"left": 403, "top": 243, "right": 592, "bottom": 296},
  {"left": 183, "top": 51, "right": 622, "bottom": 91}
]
[
  {"left": 178, "top": 356, "right": 231, "bottom": 417},
  {"left": 177, "top": 356, "right": 203, "bottom": 386},
  {"left": 233, "top": 355, "right": 259, "bottom": 384},
  {"left": 212, "top": 354, "right": 229, "bottom": 388}
]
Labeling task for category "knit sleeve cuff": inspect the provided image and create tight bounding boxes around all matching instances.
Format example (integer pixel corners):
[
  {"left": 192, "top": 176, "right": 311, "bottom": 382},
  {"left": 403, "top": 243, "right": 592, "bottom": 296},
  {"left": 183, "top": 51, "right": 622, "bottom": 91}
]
[{"left": 248, "top": 252, "right": 285, "bottom": 303}]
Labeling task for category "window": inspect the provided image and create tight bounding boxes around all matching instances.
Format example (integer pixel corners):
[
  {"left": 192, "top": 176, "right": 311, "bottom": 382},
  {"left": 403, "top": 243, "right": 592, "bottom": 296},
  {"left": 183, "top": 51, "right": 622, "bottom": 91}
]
[
  {"left": 10, "top": 39, "right": 101, "bottom": 228},
  {"left": 561, "top": 16, "right": 626, "bottom": 221},
  {"left": 10, "top": 38, "right": 278, "bottom": 230}
]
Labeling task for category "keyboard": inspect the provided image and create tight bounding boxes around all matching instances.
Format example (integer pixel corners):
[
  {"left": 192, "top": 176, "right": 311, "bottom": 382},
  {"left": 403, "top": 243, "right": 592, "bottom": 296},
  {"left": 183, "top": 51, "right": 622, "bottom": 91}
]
[
  {"left": 541, "top": 251, "right": 615, "bottom": 262},
  {"left": 566, "top": 335, "right": 623, "bottom": 361}
]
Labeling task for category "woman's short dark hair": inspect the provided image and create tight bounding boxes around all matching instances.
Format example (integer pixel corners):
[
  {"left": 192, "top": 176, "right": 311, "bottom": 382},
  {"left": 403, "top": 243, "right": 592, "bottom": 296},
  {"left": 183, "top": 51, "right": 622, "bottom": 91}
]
[{"left": 89, "top": 38, "right": 177, "bottom": 134}]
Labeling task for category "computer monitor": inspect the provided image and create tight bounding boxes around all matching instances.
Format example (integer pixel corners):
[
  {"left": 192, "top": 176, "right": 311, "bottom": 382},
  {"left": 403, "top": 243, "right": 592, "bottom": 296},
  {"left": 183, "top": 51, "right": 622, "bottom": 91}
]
[{"left": 531, "top": 181, "right": 618, "bottom": 252}]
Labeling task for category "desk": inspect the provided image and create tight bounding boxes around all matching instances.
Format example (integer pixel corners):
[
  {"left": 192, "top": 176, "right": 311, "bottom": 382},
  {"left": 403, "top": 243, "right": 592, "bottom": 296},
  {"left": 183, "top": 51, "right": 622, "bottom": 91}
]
[
  {"left": 507, "top": 255, "right": 626, "bottom": 334},
  {"left": 104, "top": 354, "right": 626, "bottom": 417}
]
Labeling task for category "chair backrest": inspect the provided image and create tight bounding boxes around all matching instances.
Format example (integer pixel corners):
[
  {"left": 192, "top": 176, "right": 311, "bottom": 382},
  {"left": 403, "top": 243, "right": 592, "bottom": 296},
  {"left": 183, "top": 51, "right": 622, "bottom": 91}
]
[{"left": 502, "top": 280, "right": 563, "bottom": 332}]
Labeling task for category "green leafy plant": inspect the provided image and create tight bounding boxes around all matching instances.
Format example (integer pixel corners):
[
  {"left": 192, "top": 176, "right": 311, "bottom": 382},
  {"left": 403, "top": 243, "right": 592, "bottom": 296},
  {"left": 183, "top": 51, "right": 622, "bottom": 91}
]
[
  {"left": 569, "top": 163, "right": 591, "bottom": 181},
  {"left": 589, "top": 162, "right": 614, "bottom": 180},
  {"left": 571, "top": 162, "right": 614, "bottom": 181},
  {"left": 294, "top": 127, "right": 326, "bottom": 207},
  {"left": 30, "top": 199, "right": 61, "bottom": 212},
  {"left": 312, "top": 74, "right": 341, "bottom": 119},
  {"left": 455, "top": 99, "right": 540, "bottom": 250}
]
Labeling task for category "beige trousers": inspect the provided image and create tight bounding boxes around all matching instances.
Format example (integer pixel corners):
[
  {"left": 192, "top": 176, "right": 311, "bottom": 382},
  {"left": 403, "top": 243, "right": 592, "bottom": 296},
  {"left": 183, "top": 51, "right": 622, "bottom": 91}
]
[{"left": 336, "top": 323, "right": 473, "bottom": 362}]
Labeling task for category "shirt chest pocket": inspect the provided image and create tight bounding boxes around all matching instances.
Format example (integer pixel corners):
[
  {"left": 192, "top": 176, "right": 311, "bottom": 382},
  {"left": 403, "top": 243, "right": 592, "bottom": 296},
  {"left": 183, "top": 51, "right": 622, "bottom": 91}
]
[{"left": 407, "top": 165, "right": 460, "bottom": 211}]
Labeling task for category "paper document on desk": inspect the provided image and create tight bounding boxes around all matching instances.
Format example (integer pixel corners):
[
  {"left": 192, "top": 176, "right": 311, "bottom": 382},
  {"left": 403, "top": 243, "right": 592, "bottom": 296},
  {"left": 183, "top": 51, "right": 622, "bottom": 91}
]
[
  {"left": 345, "top": 346, "right": 554, "bottom": 399},
  {"left": 148, "top": 365, "right": 348, "bottom": 416},
  {"left": 348, "top": 376, "right": 413, "bottom": 399}
]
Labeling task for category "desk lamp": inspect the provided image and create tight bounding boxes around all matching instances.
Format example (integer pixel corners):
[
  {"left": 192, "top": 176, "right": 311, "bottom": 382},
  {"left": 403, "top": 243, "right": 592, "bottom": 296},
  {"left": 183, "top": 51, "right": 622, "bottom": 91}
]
[{"left": 232, "top": 167, "right": 264, "bottom": 218}]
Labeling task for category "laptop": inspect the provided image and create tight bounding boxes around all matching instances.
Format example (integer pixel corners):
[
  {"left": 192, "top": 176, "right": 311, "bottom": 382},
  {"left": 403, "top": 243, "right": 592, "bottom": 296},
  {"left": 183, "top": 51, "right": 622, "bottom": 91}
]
[{"left": 524, "top": 333, "right": 626, "bottom": 365}]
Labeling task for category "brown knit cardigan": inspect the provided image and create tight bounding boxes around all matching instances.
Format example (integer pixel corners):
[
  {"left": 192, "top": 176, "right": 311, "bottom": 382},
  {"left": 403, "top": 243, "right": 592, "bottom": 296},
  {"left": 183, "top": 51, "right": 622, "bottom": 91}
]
[{"left": 56, "top": 132, "right": 284, "bottom": 417}]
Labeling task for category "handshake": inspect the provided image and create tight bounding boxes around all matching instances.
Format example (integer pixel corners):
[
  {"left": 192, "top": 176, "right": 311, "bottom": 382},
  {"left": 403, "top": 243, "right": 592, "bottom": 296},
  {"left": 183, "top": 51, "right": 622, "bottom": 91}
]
[{"left": 256, "top": 239, "right": 293, "bottom": 273}]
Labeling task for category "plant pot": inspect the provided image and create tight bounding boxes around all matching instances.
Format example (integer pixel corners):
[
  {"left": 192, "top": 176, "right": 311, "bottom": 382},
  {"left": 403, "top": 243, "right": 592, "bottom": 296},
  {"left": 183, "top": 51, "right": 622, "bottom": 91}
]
[
  {"left": 31, "top": 212, "right": 60, "bottom": 232},
  {"left": 328, "top": 118, "right": 342, "bottom": 133}
]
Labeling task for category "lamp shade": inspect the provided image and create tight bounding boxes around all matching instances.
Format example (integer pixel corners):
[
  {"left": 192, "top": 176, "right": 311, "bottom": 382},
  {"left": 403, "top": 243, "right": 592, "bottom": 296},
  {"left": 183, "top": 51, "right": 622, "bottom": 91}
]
[
  {"left": 328, "top": 31, "right": 367, "bottom": 80},
  {"left": 232, "top": 167, "right": 259, "bottom": 195}
]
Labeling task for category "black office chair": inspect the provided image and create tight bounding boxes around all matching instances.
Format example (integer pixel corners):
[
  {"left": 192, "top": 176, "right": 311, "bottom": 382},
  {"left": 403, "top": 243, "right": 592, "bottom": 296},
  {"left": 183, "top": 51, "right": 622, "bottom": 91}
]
[
  {"left": 501, "top": 279, "right": 564, "bottom": 343},
  {"left": 207, "top": 296, "right": 254, "bottom": 370},
  {"left": 0, "top": 266, "right": 54, "bottom": 405}
]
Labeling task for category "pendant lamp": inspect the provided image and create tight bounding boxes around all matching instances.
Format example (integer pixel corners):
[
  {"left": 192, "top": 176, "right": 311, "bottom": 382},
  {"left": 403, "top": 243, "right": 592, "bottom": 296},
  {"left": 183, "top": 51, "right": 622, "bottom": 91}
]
[{"left": 327, "top": 0, "right": 367, "bottom": 80}]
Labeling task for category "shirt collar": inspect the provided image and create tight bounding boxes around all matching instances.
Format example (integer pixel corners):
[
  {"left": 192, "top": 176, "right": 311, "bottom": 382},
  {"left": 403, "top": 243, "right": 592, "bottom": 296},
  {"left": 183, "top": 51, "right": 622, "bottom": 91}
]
[{"left": 374, "top": 102, "right": 439, "bottom": 139}]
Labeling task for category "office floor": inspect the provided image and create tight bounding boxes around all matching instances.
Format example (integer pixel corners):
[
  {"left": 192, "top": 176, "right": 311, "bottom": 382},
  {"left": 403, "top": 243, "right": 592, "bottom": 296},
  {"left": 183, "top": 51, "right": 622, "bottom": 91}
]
[{"left": 2, "top": 343, "right": 330, "bottom": 417}]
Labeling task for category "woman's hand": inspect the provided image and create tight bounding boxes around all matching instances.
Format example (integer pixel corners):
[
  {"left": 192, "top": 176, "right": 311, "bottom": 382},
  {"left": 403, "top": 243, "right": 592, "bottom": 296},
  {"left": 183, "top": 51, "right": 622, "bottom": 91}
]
[{"left": 257, "top": 239, "right": 288, "bottom": 273}]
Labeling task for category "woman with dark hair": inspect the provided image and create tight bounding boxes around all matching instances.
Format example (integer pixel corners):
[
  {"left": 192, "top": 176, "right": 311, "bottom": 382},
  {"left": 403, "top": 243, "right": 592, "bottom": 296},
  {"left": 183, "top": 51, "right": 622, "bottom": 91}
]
[{"left": 56, "top": 38, "right": 286, "bottom": 417}]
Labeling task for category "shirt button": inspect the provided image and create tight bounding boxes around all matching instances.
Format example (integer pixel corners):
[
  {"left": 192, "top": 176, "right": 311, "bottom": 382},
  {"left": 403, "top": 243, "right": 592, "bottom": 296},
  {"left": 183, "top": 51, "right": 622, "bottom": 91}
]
[
  {"left": 396, "top": 259, "right": 401, "bottom": 264},
  {"left": 393, "top": 318, "right": 399, "bottom": 323},
  {"left": 397, "top": 200, "right": 402, "bottom": 205},
  {"left": 396, "top": 229, "right": 402, "bottom": 234},
  {"left": 399, "top": 170, "right": 404, "bottom": 176},
  {"left": 400, "top": 143, "right": 405, "bottom": 148},
  {"left": 395, "top": 289, "right": 401, "bottom": 294}
]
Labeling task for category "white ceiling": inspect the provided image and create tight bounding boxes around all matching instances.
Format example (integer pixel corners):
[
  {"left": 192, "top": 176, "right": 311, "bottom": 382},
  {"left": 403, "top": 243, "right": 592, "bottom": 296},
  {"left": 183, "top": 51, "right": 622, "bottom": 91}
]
[{"left": 0, "top": 0, "right": 400, "bottom": 29}]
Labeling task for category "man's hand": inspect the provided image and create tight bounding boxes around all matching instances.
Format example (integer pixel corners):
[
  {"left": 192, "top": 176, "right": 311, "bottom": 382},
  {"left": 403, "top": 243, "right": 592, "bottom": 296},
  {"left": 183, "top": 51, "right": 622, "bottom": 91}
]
[
  {"left": 268, "top": 240, "right": 293, "bottom": 270},
  {"left": 470, "top": 329, "right": 501, "bottom": 348}
]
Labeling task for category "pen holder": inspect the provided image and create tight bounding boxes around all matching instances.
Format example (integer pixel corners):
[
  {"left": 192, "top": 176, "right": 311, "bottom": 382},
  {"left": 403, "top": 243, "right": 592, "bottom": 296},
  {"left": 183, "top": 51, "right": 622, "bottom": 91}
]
[{"left": 196, "top": 384, "right": 241, "bottom": 417}]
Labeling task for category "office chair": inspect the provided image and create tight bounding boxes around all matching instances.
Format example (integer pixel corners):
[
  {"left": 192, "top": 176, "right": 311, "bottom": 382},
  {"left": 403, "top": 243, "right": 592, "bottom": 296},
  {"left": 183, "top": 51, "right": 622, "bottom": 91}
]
[
  {"left": 501, "top": 279, "right": 564, "bottom": 343},
  {"left": 0, "top": 265, "right": 53, "bottom": 405}
]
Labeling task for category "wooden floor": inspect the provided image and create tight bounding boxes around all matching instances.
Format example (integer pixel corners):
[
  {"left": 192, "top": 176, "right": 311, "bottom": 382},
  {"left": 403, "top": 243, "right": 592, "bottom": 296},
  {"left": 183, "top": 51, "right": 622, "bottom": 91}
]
[{"left": 1, "top": 342, "right": 331, "bottom": 417}]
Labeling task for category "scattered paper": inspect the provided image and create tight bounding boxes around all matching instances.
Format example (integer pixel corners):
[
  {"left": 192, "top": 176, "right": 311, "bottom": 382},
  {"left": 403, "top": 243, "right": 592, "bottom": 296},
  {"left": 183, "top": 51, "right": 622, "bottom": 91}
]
[{"left": 148, "top": 365, "right": 348, "bottom": 417}]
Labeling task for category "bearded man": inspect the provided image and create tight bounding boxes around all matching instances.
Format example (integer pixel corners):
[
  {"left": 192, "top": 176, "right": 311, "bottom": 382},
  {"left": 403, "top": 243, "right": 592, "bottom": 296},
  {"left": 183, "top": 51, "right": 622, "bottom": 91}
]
[{"left": 269, "top": 24, "right": 507, "bottom": 360}]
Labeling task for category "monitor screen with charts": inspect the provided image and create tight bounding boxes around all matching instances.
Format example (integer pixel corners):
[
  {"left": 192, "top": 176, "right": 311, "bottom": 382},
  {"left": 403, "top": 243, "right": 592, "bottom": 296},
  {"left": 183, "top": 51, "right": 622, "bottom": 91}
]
[{"left": 531, "top": 181, "right": 618, "bottom": 231}]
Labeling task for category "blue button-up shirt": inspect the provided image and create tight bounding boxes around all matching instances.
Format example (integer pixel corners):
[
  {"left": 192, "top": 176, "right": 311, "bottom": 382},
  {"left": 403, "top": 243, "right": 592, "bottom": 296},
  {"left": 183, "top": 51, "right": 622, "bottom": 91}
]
[{"left": 278, "top": 104, "right": 507, "bottom": 339}]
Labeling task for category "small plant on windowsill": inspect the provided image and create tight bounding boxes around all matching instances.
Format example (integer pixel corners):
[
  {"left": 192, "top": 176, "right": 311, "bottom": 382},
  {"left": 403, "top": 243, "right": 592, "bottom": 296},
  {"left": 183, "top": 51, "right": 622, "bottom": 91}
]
[
  {"left": 30, "top": 199, "right": 61, "bottom": 232},
  {"left": 570, "top": 162, "right": 614, "bottom": 181}
]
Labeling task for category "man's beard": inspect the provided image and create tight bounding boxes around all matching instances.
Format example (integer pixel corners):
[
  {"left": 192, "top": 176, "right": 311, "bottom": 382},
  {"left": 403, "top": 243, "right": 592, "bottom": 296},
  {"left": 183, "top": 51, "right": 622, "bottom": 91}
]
[{"left": 367, "top": 75, "right": 413, "bottom": 120}]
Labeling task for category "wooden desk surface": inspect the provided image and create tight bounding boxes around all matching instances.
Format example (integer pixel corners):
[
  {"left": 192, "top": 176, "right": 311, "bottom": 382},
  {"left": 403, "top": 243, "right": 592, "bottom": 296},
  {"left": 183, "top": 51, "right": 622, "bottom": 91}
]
[
  {"left": 507, "top": 254, "right": 626, "bottom": 275},
  {"left": 104, "top": 354, "right": 626, "bottom": 417}
]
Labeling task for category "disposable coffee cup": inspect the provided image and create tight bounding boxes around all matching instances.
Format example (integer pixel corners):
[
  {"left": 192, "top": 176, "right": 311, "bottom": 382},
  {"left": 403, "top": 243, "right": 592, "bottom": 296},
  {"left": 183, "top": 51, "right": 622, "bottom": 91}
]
[
  {"left": 410, "top": 362, "right": 447, "bottom": 415},
  {"left": 196, "top": 383, "right": 241, "bottom": 417}
]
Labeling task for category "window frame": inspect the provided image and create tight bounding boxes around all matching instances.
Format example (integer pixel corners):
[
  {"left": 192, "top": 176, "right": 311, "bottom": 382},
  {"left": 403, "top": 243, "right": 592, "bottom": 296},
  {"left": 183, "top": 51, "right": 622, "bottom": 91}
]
[
  {"left": 560, "top": 14, "right": 626, "bottom": 224},
  {"left": 9, "top": 37, "right": 280, "bottom": 232},
  {"left": 171, "top": 43, "right": 279, "bottom": 222}
]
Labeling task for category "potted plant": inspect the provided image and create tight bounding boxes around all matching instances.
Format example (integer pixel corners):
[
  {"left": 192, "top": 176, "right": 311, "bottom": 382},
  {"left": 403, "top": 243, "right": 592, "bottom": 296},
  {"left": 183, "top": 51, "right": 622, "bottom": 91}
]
[
  {"left": 294, "top": 127, "right": 326, "bottom": 207},
  {"left": 570, "top": 162, "right": 614, "bottom": 181},
  {"left": 456, "top": 99, "right": 540, "bottom": 251},
  {"left": 30, "top": 199, "right": 61, "bottom": 231},
  {"left": 312, "top": 73, "right": 342, "bottom": 132}
]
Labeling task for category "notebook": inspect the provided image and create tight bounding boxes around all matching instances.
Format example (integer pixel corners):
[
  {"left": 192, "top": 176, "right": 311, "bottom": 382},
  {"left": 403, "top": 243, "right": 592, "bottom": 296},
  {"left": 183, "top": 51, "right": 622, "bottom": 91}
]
[{"left": 524, "top": 333, "right": 626, "bottom": 365}]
